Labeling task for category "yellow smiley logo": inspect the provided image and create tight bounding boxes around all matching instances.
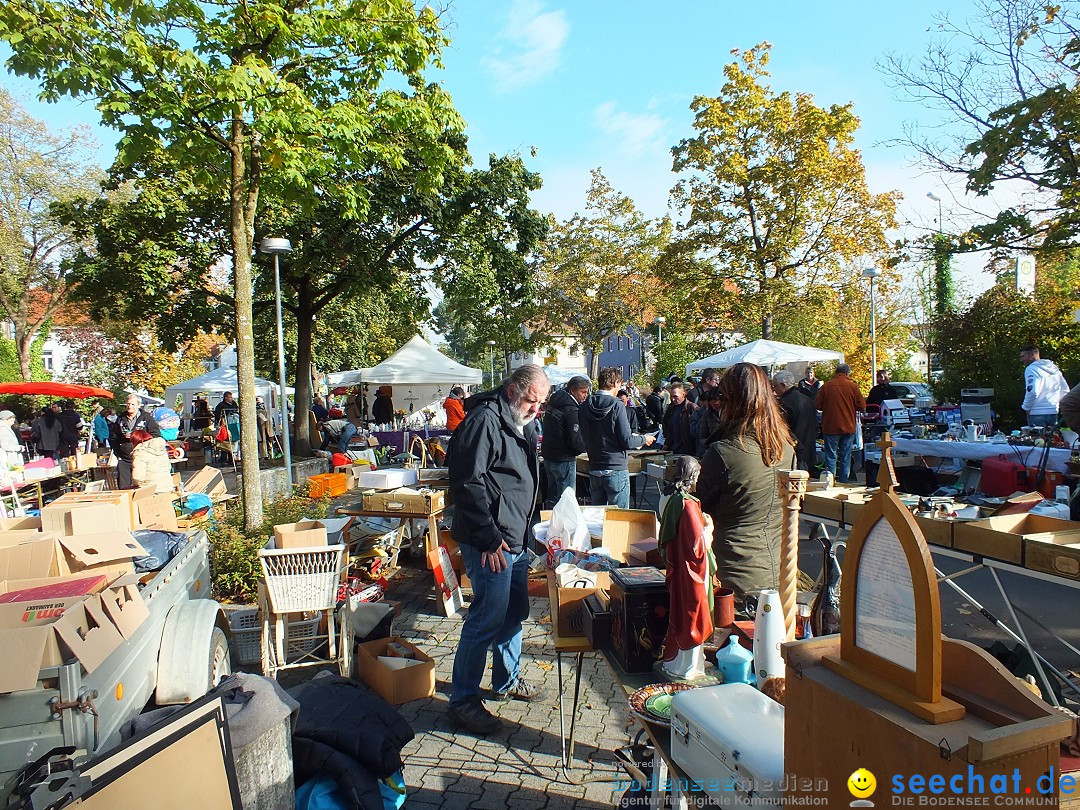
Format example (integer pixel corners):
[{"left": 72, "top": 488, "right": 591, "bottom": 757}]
[{"left": 848, "top": 768, "right": 877, "bottom": 799}]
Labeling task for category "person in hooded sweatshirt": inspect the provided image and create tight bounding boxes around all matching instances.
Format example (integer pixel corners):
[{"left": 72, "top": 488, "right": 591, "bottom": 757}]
[
  {"left": 541, "top": 376, "right": 590, "bottom": 508},
  {"left": 130, "top": 429, "right": 174, "bottom": 494},
  {"left": 1021, "top": 345, "right": 1071, "bottom": 428},
  {"left": 443, "top": 385, "right": 466, "bottom": 431},
  {"left": 578, "top": 366, "right": 655, "bottom": 508}
]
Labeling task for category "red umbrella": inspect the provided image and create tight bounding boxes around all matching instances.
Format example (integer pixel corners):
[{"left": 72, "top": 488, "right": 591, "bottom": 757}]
[{"left": 0, "top": 382, "right": 116, "bottom": 399}]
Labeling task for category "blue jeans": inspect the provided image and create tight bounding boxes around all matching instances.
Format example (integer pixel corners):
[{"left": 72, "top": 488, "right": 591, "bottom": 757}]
[
  {"left": 590, "top": 469, "right": 630, "bottom": 508},
  {"left": 450, "top": 543, "right": 530, "bottom": 705},
  {"left": 337, "top": 422, "right": 358, "bottom": 453},
  {"left": 544, "top": 459, "right": 576, "bottom": 509},
  {"left": 1029, "top": 413, "right": 1058, "bottom": 428},
  {"left": 823, "top": 433, "right": 855, "bottom": 483}
]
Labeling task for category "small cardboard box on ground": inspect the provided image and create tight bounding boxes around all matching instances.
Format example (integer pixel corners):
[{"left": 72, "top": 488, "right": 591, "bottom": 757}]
[
  {"left": 548, "top": 508, "right": 659, "bottom": 638},
  {"left": 355, "top": 636, "right": 435, "bottom": 704},
  {"left": 953, "top": 513, "right": 1080, "bottom": 565},
  {"left": 272, "top": 520, "right": 328, "bottom": 550},
  {"left": 361, "top": 487, "right": 444, "bottom": 515}
]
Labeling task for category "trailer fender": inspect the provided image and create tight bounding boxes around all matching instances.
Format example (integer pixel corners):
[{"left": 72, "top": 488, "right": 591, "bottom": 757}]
[{"left": 155, "top": 599, "right": 232, "bottom": 704}]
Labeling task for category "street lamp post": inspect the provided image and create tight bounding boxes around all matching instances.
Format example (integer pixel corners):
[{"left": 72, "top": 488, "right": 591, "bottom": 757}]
[
  {"left": 862, "top": 266, "right": 882, "bottom": 385},
  {"left": 486, "top": 340, "right": 496, "bottom": 387},
  {"left": 654, "top": 316, "right": 666, "bottom": 346},
  {"left": 926, "top": 191, "right": 943, "bottom": 234},
  {"left": 260, "top": 237, "right": 293, "bottom": 488}
]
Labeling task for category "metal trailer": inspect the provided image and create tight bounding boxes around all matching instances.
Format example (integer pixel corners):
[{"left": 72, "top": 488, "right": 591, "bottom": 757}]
[{"left": 0, "top": 530, "right": 231, "bottom": 790}]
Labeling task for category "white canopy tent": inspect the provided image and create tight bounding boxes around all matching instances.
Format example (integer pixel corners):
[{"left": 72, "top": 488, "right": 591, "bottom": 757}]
[
  {"left": 163, "top": 367, "right": 284, "bottom": 428},
  {"left": 686, "top": 339, "right": 844, "bottom": 375},
  {"left": 327, "top": 336, "right": 483, "bottom": 417}
]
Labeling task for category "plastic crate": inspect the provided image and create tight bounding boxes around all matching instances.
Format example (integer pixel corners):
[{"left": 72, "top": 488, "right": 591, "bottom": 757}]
[
  {"left": 308, "top": 473, "right": 348, "bottom": 498},
  {"left": 228, "top": 608, "right": 261, "bottom": 665},
  {"left": 284, "top": 614, "right": 323, "bottom": 658}
]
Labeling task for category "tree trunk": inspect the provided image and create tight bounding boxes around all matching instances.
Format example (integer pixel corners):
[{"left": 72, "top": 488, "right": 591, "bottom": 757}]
[
  {"left": 589, "top": 346, "right": 600, "bottom": 381},
  {"left": 15, "top": 327, "right": 34, "bottom": 382},
  {"left": 292, "top": 293, "right": 315, "bottom": 457},
  {"left": 231, "top": 120, "right": 264, "bottom": 531},
  {"left": 762, "top": 313, "right": 773, "bottom": 340}
]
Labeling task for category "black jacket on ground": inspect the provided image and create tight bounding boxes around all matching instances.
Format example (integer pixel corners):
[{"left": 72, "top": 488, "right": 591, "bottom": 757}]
[
  {"left": 579, "top": 392, "right": 644, "bottom": 472},
  {"left": 289, "top": 673, "right": 414, "bottom": 810},
  {"left": 541, "top": 387, "right": 585, "bottom": 462},
  {"left": 108, "top": 408, "right": 161, "bottom": 463},
  {"left": 780, "top": 387, "right": 818, "bottom": 473},
  {"left": 447, "top": 387, "right": 540, "bottom": 555}
]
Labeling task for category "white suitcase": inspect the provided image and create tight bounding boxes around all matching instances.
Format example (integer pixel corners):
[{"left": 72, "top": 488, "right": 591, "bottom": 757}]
[{"left": 669, "top": 683, "right": 785, "bottom": 807}]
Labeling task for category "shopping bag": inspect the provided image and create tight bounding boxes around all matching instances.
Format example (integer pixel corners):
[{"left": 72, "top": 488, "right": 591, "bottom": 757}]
[
  {"left": 549, "top": 487, "right": 590, "bottom": 553},
  {"left": 215, "top": 422, "right": 229, "bottom": 442}
]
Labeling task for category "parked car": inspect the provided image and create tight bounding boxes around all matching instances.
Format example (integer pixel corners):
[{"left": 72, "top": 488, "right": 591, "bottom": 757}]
[{"left": 891, "top": 382, "right": 936, "bottom": 411}]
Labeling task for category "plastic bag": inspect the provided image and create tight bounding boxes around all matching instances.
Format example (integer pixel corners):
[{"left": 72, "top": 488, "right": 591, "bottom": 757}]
[
  {"left": 549, "top": 487, "right": 590, "bottom": 553},
  {"left": 215, "top": 422, "right": 229, "bottom": 442}
]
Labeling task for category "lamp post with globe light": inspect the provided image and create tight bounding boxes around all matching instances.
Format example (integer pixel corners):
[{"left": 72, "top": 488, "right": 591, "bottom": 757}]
[
  {"left": 862, "top": 266, "right": 882, "bottom": 384},
  {"left": 260, "top": 237, "right": 293, "bottom": 487}
]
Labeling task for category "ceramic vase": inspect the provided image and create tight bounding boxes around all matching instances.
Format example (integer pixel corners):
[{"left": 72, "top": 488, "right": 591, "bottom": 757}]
[{"left": 752, "top": 588, "right": 785, "bottom": 689}]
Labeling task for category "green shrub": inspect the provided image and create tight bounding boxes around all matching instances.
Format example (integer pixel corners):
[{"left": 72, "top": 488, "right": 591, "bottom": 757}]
[{"left": 208, "top": 486, "right": 333, "bottom": 603}]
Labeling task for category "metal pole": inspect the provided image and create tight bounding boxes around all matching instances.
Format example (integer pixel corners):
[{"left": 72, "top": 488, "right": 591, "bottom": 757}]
[
  {"left": 869, "top": 275, "right": 878, "bottom": 385},
  {"left": 489, "top": 349, "right": 494, "bottom": 388},
  {"left": 273, "top": 253, "right": 293, "bottom": 488},
  {"left": 658, "top": 322, "right": 662, "bottom": 346}
]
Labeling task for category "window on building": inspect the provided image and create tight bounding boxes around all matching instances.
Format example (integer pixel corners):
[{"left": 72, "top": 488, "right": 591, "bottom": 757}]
[
  {"left": 42, "top": 350, "right": 54, "bottom": 371},
  {"left": 628, "top": 336, "right": 634, "bottom": 350},
  {"left": 617, "top": 336, "right": 622, "bottom": 351},
  {"left": 629, "top": 365, "right": 636, "bottom": 379}
]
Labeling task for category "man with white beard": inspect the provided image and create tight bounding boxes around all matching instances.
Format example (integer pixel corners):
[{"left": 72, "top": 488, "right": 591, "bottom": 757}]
[{"left": 445, "top": 364, "right": 550, "bottom": 734}]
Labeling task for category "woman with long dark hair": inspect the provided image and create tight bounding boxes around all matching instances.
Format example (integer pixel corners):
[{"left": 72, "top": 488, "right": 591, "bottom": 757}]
[{"left": 696, "top": 363, "right": 794, "bottom": 608}]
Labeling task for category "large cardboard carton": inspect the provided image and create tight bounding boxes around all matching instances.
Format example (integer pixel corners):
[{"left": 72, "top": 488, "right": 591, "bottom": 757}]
[
  {"left": 361, "top": 487, "right": 444, "bottom": 515},
  {"left": 0, "top": 536, "right": 63, "bottom": 581},
  {"left": 272, "top": 520, "right": 328, "bottom": 550},
  {"left": 41, "top": 499, "right": 129, "bottom": 536},
  {"left": 0, "top": 573, "right": 108, "bottom": 605},
  {"left": 136, "top": 493, "right": 179, "bottom": 532},
  {"left": 57, "top": 532, "right": 147, "bottom": 580},
  {"left": 354, "top": 636, "right": 435, "bottom": 704},
  {"left": 953, "top": 513, "right": 1080, "bottom": 565},
  {"left": 0, "top": 529, "right": 49, "bottom": 549},
  {"left": 0, "top": 517, "right": 41, "bottom": 532}
]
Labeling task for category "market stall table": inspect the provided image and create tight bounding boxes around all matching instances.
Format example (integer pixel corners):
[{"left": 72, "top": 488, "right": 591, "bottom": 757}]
[{"left": 872, "top": 437, "right": 1073, "bottom": 474}]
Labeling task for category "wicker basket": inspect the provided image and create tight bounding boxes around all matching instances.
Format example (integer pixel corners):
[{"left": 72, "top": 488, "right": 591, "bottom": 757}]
[{"left": 258, "top": 544, "right": 345, "bottom": 614}]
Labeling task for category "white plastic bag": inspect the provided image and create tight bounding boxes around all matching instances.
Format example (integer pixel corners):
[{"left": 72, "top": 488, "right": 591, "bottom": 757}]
[{"left": 549, "top": 487, "right": 590, "bottom": 552}]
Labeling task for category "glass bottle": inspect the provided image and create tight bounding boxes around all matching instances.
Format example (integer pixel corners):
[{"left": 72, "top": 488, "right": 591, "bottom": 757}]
[{"left": 810, "top": 523, "right": 842, "bottom": 637}]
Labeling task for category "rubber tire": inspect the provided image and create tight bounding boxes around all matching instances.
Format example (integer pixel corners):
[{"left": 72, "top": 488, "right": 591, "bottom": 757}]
[{"left": 209, "top": 626, "right": 232, "bottom": 691}]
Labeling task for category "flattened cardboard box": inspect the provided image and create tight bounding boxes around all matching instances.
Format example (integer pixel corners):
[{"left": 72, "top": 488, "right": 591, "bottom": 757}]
[
  {"left": 99, "top": 575, "right": 150, "bottom": 638},
  {"left": 355, "top": 636, "right": 435, "bottom": 704},
  {"left": 57, "top": 532, "right": 148, "bottom": 581},
  {"left": 53, "top": 595, "right": 125, "bottom": 675}
]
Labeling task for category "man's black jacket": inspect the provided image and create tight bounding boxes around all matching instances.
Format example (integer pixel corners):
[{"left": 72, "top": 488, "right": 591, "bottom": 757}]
[
  {"left": 541, "top": 387, "right": 585, "bottom": 462},
  {"left": 448, "top": 387, "right": 540, "bottom": 555}
]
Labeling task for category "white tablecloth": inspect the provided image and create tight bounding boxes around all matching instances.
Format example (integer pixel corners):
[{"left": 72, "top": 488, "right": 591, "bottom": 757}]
[{"left": 882, "top": 438, "right": 1072, "bottom": 474}]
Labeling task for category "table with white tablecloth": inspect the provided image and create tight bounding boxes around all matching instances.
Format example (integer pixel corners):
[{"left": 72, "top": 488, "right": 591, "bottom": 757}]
[{"left": 867, "top": 437, "right": 1072, "bottom": 474}]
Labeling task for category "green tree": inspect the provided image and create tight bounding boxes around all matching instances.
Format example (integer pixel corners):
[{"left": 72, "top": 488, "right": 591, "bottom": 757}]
[
  {"left": 0, "top": 0, "right": 461, "bottom": 528},
  {"left": 534, "top": 169, "right": 670, "bottom": 379},
  {"left": 0, "top": 90, "right": 100, "bottom": 381},
  {"left": 665, "top": 44, "right": 899, "bottom": 339},
  {"left": 935, "top": 285, "right": 1080, "bottom": 429}
]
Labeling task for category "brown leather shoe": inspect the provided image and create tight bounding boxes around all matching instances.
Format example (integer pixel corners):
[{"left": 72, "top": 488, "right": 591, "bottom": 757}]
[{"left": 447, "top": 699, "right": 503, "bottom": 734}]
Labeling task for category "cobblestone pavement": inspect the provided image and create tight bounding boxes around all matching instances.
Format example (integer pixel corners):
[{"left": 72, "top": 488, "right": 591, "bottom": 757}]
[{"left": 382, "top": 560, "right": 636, "bottom": 809}]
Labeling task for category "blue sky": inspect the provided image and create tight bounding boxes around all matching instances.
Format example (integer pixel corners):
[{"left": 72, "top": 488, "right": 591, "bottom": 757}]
[{"left": 2, "top": 0, "right": 994, "bottom": 292}]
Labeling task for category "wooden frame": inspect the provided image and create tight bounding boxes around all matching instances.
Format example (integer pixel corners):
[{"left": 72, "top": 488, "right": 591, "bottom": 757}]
[{"left": 822, "top": 433, "right": 965, "bottom": 724}]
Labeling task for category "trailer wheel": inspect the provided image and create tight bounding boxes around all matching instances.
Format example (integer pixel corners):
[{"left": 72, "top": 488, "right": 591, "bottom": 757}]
[{"left": 209, "top": 627, "right": 232, "bottom": 689}]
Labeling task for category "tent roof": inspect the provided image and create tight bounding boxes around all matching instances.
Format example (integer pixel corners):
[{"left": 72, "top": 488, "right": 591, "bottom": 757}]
[
  {"left": 686, "top": 339, "right": 844, "bottom": 374},
  {"left": 163, "top": 367, "right": 278, "bottom": 402},
  {"left": 359, "top": 336, "right": 482, "bottom": 384}
]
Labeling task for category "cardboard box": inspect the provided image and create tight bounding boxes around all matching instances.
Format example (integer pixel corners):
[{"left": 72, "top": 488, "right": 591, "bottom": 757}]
[
  {"left": 0, "top": 529, "right": 47, "bottom": 549},
  {"left": 913, "top": 514, "right": 955, "bottom": 548},
  {"left": 137, "top": 493, "right": 179, "bottom": 532},
  {"left": 57, "top": 532, "right": 147, "bottom": 580},
  {"left": 0, "top": 517, "right": 41, "bottom": 532},
  {"left": 629, "top": 539, "right": 662, "bottom": 567},
  {"left": 0, "top": 536, "right": 63, "bottom": 581},
  {"left": 353, "top": 468, "right": 418, "bottom": 490},
  {"left": 360, "top": 488, "right": 444, "bottom": 515},
  {"left": 548, "top": 569, "right": 608, "bottom": 637},
  {"left": 41, "top": 499, "right": 130, "bottom": 536},
  {"left": 44, "top": 489, "right": 157, "bottom": 532},
  {"left": 954, "top": 513, "right": 1080, "bottom": 565},
  {"left": 272, "top": 520, "right": 328, "bottom": 550},
  {"left": 64, "top": 452, "right": 98, "bottom": 472},
  {"left": 52, "top": 596, "right": 125, "bottom": 675},
  {"left": 355, "top": 636, "right": 435, "bottom": 704},
  {"left": 99, "top": 576, "right": 150, "bottom": 638},
  {"left": 185, "top": 466, "right": 228, "bottom": 500},
  {"left": 0, "top": 573, "right": 108, "bottom": 604}
]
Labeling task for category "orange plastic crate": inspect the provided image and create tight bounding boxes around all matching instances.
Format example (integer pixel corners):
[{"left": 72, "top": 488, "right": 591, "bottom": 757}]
[{"left": 307, "top": 473, "right": 348, "bottom": 498}]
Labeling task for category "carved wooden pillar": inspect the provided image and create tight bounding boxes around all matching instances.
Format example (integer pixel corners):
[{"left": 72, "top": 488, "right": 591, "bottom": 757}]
[{"left": 778, "top": 469, "right": 809, "bottom": 642}]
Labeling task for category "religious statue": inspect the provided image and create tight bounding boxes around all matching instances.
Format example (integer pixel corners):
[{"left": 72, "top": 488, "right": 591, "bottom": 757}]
[{"left": 658, "top": 455, "right": 716, "bottom": 680}]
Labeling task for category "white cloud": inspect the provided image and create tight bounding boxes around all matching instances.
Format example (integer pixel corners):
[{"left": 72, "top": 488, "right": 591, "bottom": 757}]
[
  {"left": 591, "top": 101, "right": 670, "bottom": 160},
  {"left": 483, "top": 0, "right": 568, "bottom": 93}
]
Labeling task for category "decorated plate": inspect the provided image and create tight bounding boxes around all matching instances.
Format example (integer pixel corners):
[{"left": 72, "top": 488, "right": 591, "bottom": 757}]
[{"left": 627, "top": 683, "right": 696, "bottom": 727}]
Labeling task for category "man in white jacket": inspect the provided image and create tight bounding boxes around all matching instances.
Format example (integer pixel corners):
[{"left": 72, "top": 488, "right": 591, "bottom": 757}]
[{"left": 1021, "top": 345, "right": 1070, "bottom": 427}]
